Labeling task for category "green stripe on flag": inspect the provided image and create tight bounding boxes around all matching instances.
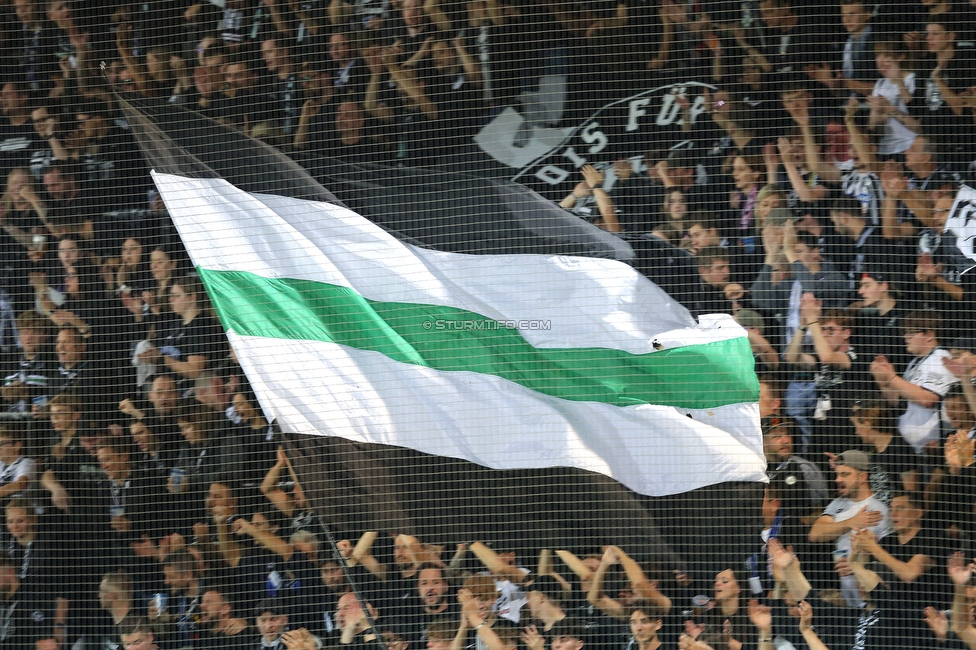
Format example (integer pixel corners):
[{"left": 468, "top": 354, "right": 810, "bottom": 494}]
[{"left": 199, "top": 269, "right": 758, "bottom": 409}]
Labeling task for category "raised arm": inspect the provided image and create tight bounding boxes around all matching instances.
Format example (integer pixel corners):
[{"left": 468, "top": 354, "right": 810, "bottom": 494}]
[
  {"left": 949, "top": 553, "right": 976, "bottom": 648},
  {"left": 789, "top": 101, "right": 840, "bottom": 182},
  {"left": 386, "top": 59, "right": 437, "bottom": 120},
  {"left": 646, "top": 3, "right": 674, "bottom": 71},
  {"left": 470, "top": 541, "right": 526, "bottom": 584},
  {"left": 768, "top": 539, "right": 811, "bottom": 601},
  {"left": 614, "top": 546, "right": 671, "bottom": 613},
  {"left": 452, "top": 36, "right": 482, "bottom": 87},
  {"left": 880, "top": 161, "right": 931, "bottom": 229},
  {"left": 785, "top": 319, "right": 816, "bottom": 368},
  {"left": 844, "top": 97, "right": 880, "bottom": 175},
  {"left": 115, "top": 23, "right": 153, "bottom": 96},
  {"left": 459, "top": 589, "right": 511, "bottom": 650},
  {"left": 352, "top": 531, "right": 387, "bottom": 580},
  {"left": 777, "top": 138, "right": 828, "bottom": 203},
  {"left": 261, "top": 447, "right": 296, "bottom": 515},
  {"left": 579, "top": 165, "right": 622, "bottom": 232},
  {"left": 797, "top": 601, "right": 831, "bottom": 650},
  {"left": 587, "top": 547, "right": 625, "bottom": 618},
  {"left": 450, "top": 610, "right": 471, "bottom": 650},
  {"left": 555, "top": 550, "right": 594, "bottom": 581},
  {"left": 213, "top": 511, "right": 243, "bottom": 568},
  {"left": 233, "top": 517, "right": 294, "bottom": 561},
  {"left": 804, "top": 304, "right": 851, "bottom": 369},
  {"left": 747, "top": 599, "right": 775, "bottom": 650},
  {"left": 879, "top": 172, "right": 916, "bottom": 241},
  {"left": 537, "top": 549, "right": 572, "bottom": 592}
]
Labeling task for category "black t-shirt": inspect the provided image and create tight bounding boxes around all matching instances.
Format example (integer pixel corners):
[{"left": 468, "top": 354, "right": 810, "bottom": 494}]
[
  {"left": 43, "top": 188, "right": 106, "bottom": 233},
  {"left": 17, "top": 22, "right": 61, "bottom": 91},
  {"left": 0, "top": 119, "right": 39, "bottom": 179},
  {"left": 227, "top": 544, "right": 290, "bottom": 617},
  {"left": 299, "top": 99, "right": 339, "bottom": 162},
  {"left": 920, "top": 50, "right": 976, "bottom": 138},
  {"left": 396, "top": 104, "right": 434, "bottom": 167},
  {"left": 91, "top": 468, "right": 171, "bottom": 545},
  {"left": 687, "top": 120, "right": 736, "bottom": 192},
  {"left": 814, "top": 595, "right": 884, "bottom": 650},
  {"left": 43, "top": 432, "right": 100, "bottom": 508},
  {"left": 82, "top": 125, "right": 151, "bottom": 210},
  {"left": 565, "top": 603, "right": 629, "bottom": 650},
  {"left": 738, "top": 81, "right": 794, "bottom": 139},
  {"left": 373, "top": 570, "right": 416, "bottom": 617},
  {"left": 5, "top": 535, "right": 69, "bottom": 635},
  {"left": 88, "top": 609, "right": 123, "bottom": 650},
  {"left": 0, "top": 206, "right": 43, "bottom": 265},
  {"left": 809, "top": 345, "right": 875, "bottom": 459},
  {"left": 755, "top": 15, "right": 822, "bottom": 78},
  {"left": 847, "top": 227, "right": 911, "bottom": 297},
  {"left": 929, "top": 458, "right": 976, "bottom": 536},
  {"left": 694, "top": 606, "right": 755, "bottom": 649},
  {"left": 426, "top": 70, "right": 484, "bottom": 156},
  {"left": 813, "top": 345, "right": 874, "bottom": 412},
  {"left": 0, "top": 593, "right": 33, "bottom": 649},
  {"left": 396, "top": 598, "right": 460, "bottom": 646},
  {"left": 334, "top": 59, "right": 370, "bottom": 102},
  {"left": 156, "top": 313, "right": 227, "bottom": 378},
  {"left": 852, "top": 303, "right": 911, "bottom": 373},
  {"left": 866, "top": 435, "right": 918, "bottom": 506},
  {"left": 265, "top": 72, "right": 303, "bottom": 137},
  {"left": 2, "top": 348, "right": 57, "bottom": 413},
  {"left": 51, "top": 358, "right": 109, "bottom": 426},
  {"left": 695, "top": 283, "right": 735, "bottom": 316},
  {"left": 873, "top": 527, "right": 951, "bottom": 645},
  {"left": 609, "top": 176, "right": 661, "bottom": 234},
  {"left": 213, "top": 89, "right": 272, "bottom": 133}
]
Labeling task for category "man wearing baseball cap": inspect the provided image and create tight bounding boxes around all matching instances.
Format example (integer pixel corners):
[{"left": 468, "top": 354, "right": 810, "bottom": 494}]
[
  {"left": 762, "top": 415, "right": 828, "bottom": 524},
  {"left": 809, "top": 450, "right": 892, "bottom": 607}
]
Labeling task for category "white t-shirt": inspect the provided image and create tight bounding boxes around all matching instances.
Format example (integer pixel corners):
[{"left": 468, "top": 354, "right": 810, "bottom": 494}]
[
  {"left": 823, "top": 493, "right": 892, "bottom": 608},
  {"left": 823, "top": 494, "right": 892, "bottom": 553},
  {"left": 872, "top": 73, "right": 918, "bottom": 155},
  {"left": 491, "top": 569, "right": 529, "bottom": 623},
  {"left": 0, "top": 456, "right": 33, "bottom": 497},
  {"left": 899, "top": 348, "right": 957, "bottom": 451}
]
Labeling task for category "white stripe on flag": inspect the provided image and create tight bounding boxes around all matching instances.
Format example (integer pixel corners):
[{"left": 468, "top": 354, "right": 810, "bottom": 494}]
[{"left": 229, "top": 333, "right": 766, "bottom": 496}]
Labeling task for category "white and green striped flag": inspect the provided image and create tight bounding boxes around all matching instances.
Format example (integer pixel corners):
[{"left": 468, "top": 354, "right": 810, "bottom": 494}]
[{"left": 152, "top": 171, "right": 765, "bottom": 497}]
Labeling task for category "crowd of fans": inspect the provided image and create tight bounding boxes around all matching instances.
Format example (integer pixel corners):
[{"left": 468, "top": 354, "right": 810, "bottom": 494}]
[{"left": 0, "top": 0, "right": 975, "bottom": 647}]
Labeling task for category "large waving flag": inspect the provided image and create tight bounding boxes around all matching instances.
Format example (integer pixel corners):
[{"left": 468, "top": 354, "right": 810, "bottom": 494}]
[{"left": 152, "top": 171, "right": 764, "bottom": 497}]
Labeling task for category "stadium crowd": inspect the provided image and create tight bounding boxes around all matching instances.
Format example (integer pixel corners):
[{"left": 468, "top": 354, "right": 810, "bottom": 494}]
[{"left": 2, "top": 0, "right": 976, "bottom": 647}]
